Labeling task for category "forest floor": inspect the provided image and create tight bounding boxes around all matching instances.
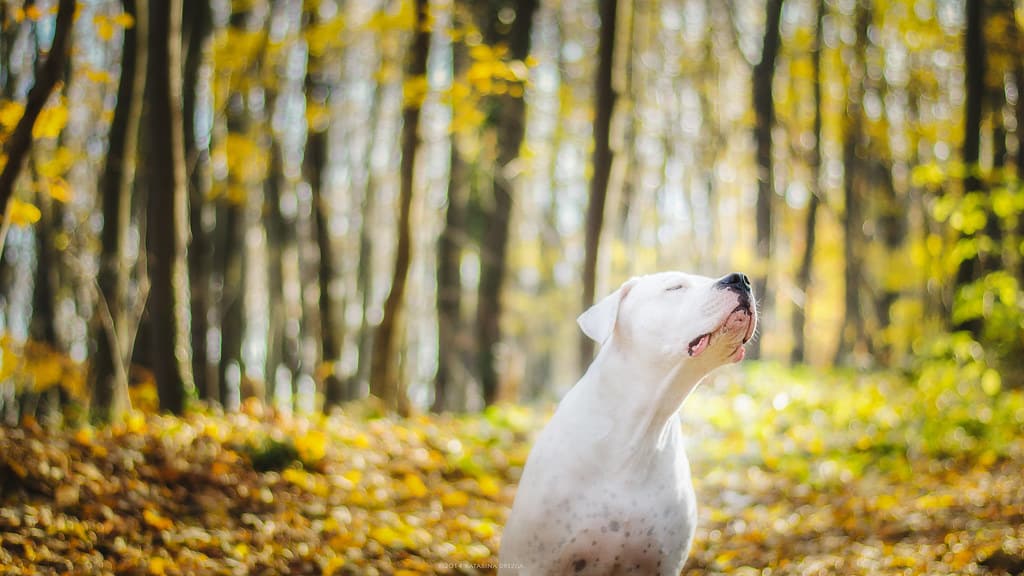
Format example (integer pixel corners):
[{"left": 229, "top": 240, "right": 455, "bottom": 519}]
[{"left": 1, "top": 364, "right": 1023, "bottom": 575}]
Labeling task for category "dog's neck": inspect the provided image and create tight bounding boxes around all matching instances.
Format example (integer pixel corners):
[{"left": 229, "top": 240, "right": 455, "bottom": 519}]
[{"left": 576, "top": 336, "right": 709, "bottom": 467}]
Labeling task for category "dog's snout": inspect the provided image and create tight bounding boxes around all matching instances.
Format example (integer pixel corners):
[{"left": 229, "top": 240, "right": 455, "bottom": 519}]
[{"left": 718, "top": 272, "right": 752, "bottom": 294}]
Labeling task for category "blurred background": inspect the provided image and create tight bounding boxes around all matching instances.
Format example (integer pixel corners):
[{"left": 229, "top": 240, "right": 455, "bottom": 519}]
[{"left": 0, "top": 0, "right": 1021, "bottom": 422}]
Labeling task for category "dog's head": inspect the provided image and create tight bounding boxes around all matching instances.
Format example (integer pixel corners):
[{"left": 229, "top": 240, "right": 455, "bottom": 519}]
[{"left": 578, "top": 271, "right": 757, "bottom": 368}]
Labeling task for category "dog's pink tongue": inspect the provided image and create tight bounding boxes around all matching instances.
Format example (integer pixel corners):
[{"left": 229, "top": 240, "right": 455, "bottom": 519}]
[{"left": 688, "top": 333, "right": 710, "bottom": 356}]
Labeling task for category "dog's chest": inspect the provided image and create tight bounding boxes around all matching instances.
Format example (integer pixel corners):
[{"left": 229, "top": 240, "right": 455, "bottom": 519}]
[
  {"left": 508, "top": 438, "right": 698, "bottom": 575},
  {"left": 554, "top": 477, "right": 697, "bottom": 575}
]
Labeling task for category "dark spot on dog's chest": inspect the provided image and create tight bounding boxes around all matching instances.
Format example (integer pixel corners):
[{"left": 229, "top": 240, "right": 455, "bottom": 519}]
[{"left": 573, "top": 558, "right": 587, "bottom": 572}]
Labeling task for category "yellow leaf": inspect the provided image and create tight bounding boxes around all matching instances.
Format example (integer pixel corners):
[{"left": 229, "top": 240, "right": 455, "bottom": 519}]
[
  {"left": 0, "top": 100, "right": 24, "bottom": 131},
  {"left": 32, "top": 102, "right": 69, "bottom": 139},
  {"left": 74, "top": 427, "right": 94, "bottom": 446},
  {"left": 113, "top": 12, "right": 135, "bottom": 28},
  {"left": 143, "top": 508, "right": 174, "bottom": 531},
  {"left": 322, "top": 556, "right": 346, "bottom": 576},
  {"left": 37, "top": 147, "right": 76, "bottom": 178},
  {"left": 314, "top": 361, "right": 335, "bottom": 382},
  {"left": 89, "top": 438, "right": 108, "bottom": 457},
  {"left": 469, "top": 519, "right": 497, "bottom": 539},
  {"left": 210, "top": 460, "right": 231, "bottom": 477},
  {"left": 915, "top": 493, "right": 955, "bottom": 510},
  {"left": 950, "top": 549, "right": 974, "bottom": 570},
  {"left": 714, "top": 550, "right": 738, "bottom": 568},
  {"left": 911, "top": 163, "right": 945, "bottom": 188},
  {"left": 369, "top": 525, "right": 402, "bottom": 546},
  {"left": 148, "top": 557, "right": 167, "bottom": 576},
  {"left": 978, "top": 449, "right": 998, "bottom": 466},
  {"left": 127, "top": 411, "right": 146, "bottom": 433},
  {"left": 304, "top": 16, "right": 346, "bottom": 57},
  {"left": 403, "top": 473, "right": 428, "bottom": 498},
  {"left": 982, "top": 369, "right": 1001, "bottom": 396},
  {"left": 8, "top": 199, "right": 41, "bottom": 227},
  {"left": 94, "top": 15, "right": 115, "bottom": 41},
  {"left": 46, "top": 178, "right": 71, "bottom": 203},
  {"left": 306, "top": 102, "right": 331, "bottom": 133},
  {"left": 393, "top": 0, "right": 416, "bottom": 30},
  {"left": 368, "top": 0, "right": 415, "bottom": 32},
  {"left": 402, "top": 75, "right": 429, "bottom": 109},
  {"left": 84, "top": 67, "right": 114, "bottom": 84},
  {"left": 469, "top": 44, "right": 494, "bottom": 62},
  {"left": 226, "top": 185, "right": 247, "bottom": 205},
  {"left": 30, "top": 357, "right": 63, "bottom": 391},
  {"left": 25, "top": 5, "right": 43, "bottom": 21},
  {"left": 478, "top": 474, "right": 500, "bottom": 497},
  {"left": 128, "top": 381, "right": 159, "bottom": 414},
  {"left": 891, "top": 555, "right": 920, "bottom": 568},
  {"left": 875, "top": 494, "right": 898, "bottom": 511},
  {"left": 342, "top": 469, "right": 363, "bottom": 485},
  {"left": 351, "top": 433, "right": 371, "bottom": 448},
  {"left": 283, "top": 467, "right": 309, "bottom": 486},
  {"left": 295, "top": 430, "right": 327, "bottom": 462},
  {"left": 441, "top": 490, "right": 469, "bottom": 507}
]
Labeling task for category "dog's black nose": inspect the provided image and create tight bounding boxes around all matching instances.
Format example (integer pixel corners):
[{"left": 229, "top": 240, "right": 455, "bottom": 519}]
[{"left": 718, "top": 272, "right": 751, "bottom": 293}]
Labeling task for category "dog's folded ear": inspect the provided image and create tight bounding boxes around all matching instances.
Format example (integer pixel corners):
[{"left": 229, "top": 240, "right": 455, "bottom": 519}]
[{"left": 577, "top": 277, "right": 639, "bottom": 344}]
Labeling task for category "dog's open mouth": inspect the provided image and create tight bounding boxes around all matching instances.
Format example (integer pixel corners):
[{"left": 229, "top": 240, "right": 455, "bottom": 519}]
[{"left": 687, "top": 304, "right": 756, "bottom": 358}]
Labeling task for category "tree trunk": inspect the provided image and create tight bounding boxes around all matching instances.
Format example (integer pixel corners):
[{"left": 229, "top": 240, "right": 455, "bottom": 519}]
[
  {"left": 873, "top": 160, "right": 905, "bottom": 365},
  {"left": 30, "top": 176, "right": 59, "bottom": 347},
  {"left": 0, "top": 0, "right": 74, "bottom": 215},
  {"left": 474, "top": 0, "right": 539, "bottom": 406},
  {"left": 0, "top": 3, "right": 18, "bottom": 98},
  {"left": 749, "top": 0, "right": 784, "bottom": 360},
  {"left": 369, "top": 0, "right": 430, "bottom": 414},
  {"left": 835, "top": 0, "right": 870, "bottom": 364},
  {"left": 309, "top": 127, "right": 345, "bottom": 408},
  {"left": 953, "top": 0, "right": 986, "bottom": 336},
  {"left": 433, "top": 8, "right": 470, "bottom": 414},
  {"left": 216, "top": 191, "right": 245, "bottom": 406},
  {"left": 299, "top": 10, "right": 344, "bottom": 411},
  {"left": 1011, "top": 7, "right": 1024, "bottom": 286},
  {"left": 183, "top": 0, "right": 215, "bottom": 404},
  {"left": 791, "top": 0, "right": 823, "bottom": 365},
  {"left": 579, "top": 0, "right": 618, "bottom": 370},
  {"left": 91, "top": 0, "right": 147, "bottom": 423},
  {"left": 146, "top": 0, "right": 191, "bottom": 414},
  {"left": 613, "top": 0, "right": 637, "bottom": 239},
  {"left": 264, "top": 124, "right": 287, "bottom": 403},
  {"left": 264, "top": 52, "right": 304, "bottom": 405},
  {"left": 215, "top": 10, "right": 254, "bottom": 408},
  {"left": 433, "top": 142, "right": 465, "bottom": 413},
  {"left": 351, "top": 87, "right": 385, "bottom": 402}
]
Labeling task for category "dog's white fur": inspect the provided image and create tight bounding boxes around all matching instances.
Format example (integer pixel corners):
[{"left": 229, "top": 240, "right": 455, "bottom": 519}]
[{"left": 499, "top": 271, "right": 757, "bottom": 575}]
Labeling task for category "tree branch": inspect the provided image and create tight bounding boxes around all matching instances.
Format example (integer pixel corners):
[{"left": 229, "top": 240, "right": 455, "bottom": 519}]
[{"left": 0, "top": 0, "right": 76, "bottom": 213}]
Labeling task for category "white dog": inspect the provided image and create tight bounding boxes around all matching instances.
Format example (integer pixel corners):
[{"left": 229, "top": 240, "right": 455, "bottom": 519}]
[{"left": 499, "top": 271, "right": 757, "bottom": 575}]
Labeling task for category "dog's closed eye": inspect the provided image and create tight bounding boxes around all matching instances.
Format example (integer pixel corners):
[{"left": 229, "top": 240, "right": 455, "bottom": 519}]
[{"left": 665, "top": 284, "right": 686, "bottom": 292}]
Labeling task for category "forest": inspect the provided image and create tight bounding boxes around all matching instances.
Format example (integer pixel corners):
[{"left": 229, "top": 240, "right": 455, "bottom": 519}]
[{"left": 0, "top": 0, "right": 1022, "bottom": 574}]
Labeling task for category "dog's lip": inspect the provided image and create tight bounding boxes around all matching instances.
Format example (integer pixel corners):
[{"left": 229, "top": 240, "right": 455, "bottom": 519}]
[
  {"left": 736, "top": 303, "right": 756, "bottom": 344},
  {"left": 687, "top": 304, "right": 755, "bottom": 357}
]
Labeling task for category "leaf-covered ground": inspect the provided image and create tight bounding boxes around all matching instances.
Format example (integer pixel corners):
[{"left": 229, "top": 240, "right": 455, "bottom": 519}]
[{"left": 1, "top": 365, "right": 1023, "bottom": 575}]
